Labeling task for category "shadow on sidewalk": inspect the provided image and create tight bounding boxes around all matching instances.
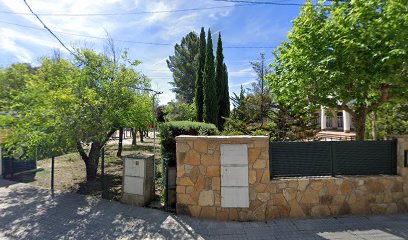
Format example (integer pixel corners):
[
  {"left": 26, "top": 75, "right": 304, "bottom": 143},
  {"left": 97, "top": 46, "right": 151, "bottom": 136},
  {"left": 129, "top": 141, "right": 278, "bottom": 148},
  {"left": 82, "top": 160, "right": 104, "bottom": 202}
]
[{"left": 0, "top": 180, "right": 203, "bottom": 239}]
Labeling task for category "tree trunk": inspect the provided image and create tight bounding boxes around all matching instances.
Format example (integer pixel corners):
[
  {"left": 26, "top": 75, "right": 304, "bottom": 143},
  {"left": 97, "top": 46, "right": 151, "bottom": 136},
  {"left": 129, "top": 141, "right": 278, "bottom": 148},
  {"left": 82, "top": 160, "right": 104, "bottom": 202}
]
[
  {"left": 353, "top": 110, "right": 367, "bottom": 141},
  {"left": 131, "top": 128, "right": 137, "bottom": 146},
  {"left": 139, "top": 128, "right": 144, "bottom": 142},
  {"left": 81, "top": 142, "right": 101, "bottom": 181},
  {"left": 371, "top": 111, "right": 377, "bottom": 140},
  {"left": 76, "top": 129, "right": 115, "bottom": 181},
  {"left": 117, "top": 128, "right": 123, "bottom": 157}
]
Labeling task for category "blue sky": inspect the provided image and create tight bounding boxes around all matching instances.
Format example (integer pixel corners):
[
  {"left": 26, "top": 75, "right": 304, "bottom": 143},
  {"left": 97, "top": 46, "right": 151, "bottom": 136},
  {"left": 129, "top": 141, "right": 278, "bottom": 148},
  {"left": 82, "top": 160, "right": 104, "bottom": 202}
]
[{"left": 0, "top": 0, "right": 304, "bottom": 104}]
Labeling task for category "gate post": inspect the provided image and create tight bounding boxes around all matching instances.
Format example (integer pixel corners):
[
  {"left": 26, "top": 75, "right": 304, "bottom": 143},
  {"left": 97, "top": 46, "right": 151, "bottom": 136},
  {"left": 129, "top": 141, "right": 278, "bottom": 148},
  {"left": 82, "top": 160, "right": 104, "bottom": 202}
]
[{"left": 330, "top": 142, "right": 335, "bottom": 177}]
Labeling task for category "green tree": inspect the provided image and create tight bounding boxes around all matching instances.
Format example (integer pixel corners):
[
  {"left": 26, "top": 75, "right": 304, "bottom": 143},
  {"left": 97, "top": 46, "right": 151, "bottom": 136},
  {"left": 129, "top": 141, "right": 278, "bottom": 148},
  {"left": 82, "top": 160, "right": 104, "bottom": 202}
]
[
  {"left": 128, "top": 93, "right": 154, "bottom": 146},
  {"left": 167, "top": 32, "right": 199, "bottom": 104},
  {"left": 249, "top": 53, "right": 272, "bottom": 126},
  {"left": 215, "top": 33, "right": 230, "bottom": 130},
  {"left": 164, "top": 101, "right": 196, "bottom": 122},
  {"left": 195, "top": 27, "right": 206, "bottom": 122},
  {"left": 366, "top": 102, "right": 408, "bottom": 140},
  {"left": 268, "top": 0, "right": 408, "bottom": 140},
  {"left": 203, "top": 28, "right": 217, "bottom": 125},
  {"left": 230, "top": 85, "right": 247, "bottom": 121},
  {"left": 0, "top": 63, "right": 35, "bottom": 111},
  {"left": 2, "top": 49, "right": 150, "bottom": 181}
]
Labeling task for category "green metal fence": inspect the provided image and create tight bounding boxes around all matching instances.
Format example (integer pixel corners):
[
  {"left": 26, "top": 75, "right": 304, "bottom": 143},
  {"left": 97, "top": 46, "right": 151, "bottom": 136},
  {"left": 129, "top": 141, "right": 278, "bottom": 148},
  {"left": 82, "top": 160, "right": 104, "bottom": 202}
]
[{"left": 269, "top": 140, "right": 397, "bottom": 178}]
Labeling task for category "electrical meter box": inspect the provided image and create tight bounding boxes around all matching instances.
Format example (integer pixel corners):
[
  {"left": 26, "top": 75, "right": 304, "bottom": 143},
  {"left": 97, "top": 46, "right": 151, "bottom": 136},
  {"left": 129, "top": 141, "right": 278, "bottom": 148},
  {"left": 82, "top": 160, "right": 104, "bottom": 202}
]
[{"left": 122, "top": 153, "right": 155, "bottom": 206}]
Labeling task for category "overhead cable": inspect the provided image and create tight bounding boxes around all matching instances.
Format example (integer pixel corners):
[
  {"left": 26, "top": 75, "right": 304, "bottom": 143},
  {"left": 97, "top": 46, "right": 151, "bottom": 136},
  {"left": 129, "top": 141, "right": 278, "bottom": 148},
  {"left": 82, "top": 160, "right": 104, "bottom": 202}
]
[
  {"left": 0, "top": 3, "right": 255, "bottom": 16},
  {"left": 0, "top": 20, "right": 276, "bottom": 49}
]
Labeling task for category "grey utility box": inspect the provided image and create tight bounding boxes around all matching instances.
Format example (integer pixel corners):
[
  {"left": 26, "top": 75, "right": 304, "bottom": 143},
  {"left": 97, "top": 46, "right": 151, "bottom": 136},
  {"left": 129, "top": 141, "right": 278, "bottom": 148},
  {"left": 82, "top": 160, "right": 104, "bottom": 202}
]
[{"left": 122, "top": 153, "right": 155, "bottom": 206}]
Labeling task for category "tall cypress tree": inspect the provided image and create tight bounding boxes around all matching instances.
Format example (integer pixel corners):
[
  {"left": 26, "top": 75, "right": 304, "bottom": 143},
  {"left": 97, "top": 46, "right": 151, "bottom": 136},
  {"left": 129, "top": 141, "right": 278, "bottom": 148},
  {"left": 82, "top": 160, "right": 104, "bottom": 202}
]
[
  {"left": 215, "top": 33, "right": 225, "bottom": 129},
  {"left": 203, "top": 29, "right": 217, "bottom": 125},
  {"left": 220, "top": 62, "right": 230, "bottom": 128},
  {"left": 195, "top": 27, "right": 206, "bottom": 122}
]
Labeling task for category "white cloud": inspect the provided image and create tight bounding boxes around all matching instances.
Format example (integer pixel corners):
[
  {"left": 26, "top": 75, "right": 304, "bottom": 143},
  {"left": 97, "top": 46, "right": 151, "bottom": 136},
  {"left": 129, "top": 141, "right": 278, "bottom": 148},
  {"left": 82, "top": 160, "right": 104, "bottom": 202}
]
[
  {"left": 0, "top": 36, "right": 32, "bottom": 62},
  {"left": 0, "top": 0, "right": 242, "bottom": 104},
  {"left": 1, "top": 28, "right": 62, "bottom": 50},
  {"left": 230, "top": 80, "right": 256, "bottom": 88},
  {"left": 144, "top": 1, "right": 174, "bottom": 25},
  {"left": 1, "top": 0, "right": 133, "bottom": 38},
  {"left": 229, "top": 67, "right": 255, "bottom": 77}
]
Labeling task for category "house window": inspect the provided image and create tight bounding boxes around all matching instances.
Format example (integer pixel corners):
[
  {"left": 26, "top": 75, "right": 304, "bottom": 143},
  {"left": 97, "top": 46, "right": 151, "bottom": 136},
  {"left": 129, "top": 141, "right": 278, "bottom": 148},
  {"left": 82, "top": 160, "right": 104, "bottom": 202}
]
[
  {"left": 326, "top": 116, "right": 332, "bottom": 128},
  {"left": 337, "top": 112, "right": 343, "bottom": 128}
]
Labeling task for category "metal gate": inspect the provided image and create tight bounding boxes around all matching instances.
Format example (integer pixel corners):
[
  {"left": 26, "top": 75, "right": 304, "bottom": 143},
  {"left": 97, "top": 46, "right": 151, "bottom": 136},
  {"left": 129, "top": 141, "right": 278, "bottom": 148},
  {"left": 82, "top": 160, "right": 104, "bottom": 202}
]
[{"left": 269, "top": 140, "right": 397, "bottom": 178}]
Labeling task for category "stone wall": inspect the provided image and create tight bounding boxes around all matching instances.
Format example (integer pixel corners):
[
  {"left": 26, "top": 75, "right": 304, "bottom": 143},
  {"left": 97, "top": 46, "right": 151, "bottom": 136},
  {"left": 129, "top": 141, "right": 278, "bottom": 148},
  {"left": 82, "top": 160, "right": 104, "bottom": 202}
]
[{"left": 175, "top": 135, "right": 408, "bottom": 221}]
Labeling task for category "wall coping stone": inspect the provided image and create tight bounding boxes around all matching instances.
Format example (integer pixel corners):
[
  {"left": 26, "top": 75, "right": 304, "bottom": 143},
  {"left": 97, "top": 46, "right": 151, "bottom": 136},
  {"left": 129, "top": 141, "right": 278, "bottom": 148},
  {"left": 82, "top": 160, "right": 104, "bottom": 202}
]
[
  {"left": 387, "top": 135, "right": 408, "bottom": 140},
  {"left": 176, "top": 135, "right": 269, "bottom": 140}
]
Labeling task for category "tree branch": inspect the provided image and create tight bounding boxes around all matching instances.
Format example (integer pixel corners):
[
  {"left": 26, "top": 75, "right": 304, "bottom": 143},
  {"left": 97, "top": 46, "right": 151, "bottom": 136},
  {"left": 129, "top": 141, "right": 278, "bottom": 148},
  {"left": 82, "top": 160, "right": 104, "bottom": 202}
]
[
  {"left": 366, "top": 84, "right": 391, "bottom": 113},
  {"left": 76, "top": 141, "right": 89, "bottom": 162},
  {"left": 102, "top": 129, "right": 116, "bottom": 146}
]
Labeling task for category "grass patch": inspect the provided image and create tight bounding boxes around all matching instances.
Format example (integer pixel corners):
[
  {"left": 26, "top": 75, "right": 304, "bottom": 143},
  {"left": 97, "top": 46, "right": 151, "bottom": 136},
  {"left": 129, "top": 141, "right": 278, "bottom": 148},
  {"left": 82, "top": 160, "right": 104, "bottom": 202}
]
[{"left": 10, "top": 133, "right": 161, "bottom": 202}]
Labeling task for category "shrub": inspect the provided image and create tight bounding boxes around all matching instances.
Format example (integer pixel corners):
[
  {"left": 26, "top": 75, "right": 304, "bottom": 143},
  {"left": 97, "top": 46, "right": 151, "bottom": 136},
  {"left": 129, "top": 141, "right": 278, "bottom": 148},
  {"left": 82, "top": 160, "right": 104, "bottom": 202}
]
[{"left": 159, "top": 121, "right": 217, "bottom": 167}]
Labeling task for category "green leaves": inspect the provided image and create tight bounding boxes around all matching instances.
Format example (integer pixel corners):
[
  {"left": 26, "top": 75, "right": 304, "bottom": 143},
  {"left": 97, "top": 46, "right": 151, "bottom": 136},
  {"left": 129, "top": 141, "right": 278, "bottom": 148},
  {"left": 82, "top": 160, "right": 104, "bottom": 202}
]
[
  {"left": 167, "top": 32, "right": 199, "bottom": 104},
  {"left": 268, "top": 0, "right": 408, "bottom": 139},
  {"left": 1, "top": 48, "right": 152, "bottom": 160}
]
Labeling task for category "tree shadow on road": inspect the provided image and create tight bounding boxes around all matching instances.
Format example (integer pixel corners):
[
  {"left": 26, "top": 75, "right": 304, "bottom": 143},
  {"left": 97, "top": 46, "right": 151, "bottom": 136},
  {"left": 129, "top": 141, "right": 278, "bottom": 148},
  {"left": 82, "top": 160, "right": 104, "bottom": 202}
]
[{"left": 0, "top": 181, "right": 204, "bottom": 239}]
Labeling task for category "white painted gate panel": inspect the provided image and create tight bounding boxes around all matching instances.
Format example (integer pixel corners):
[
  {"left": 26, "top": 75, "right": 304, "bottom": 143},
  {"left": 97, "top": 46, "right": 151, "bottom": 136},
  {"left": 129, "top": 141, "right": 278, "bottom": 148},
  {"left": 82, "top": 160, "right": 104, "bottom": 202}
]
[{"left": 220, "top": 144, "right": 249, "bottom": 208}]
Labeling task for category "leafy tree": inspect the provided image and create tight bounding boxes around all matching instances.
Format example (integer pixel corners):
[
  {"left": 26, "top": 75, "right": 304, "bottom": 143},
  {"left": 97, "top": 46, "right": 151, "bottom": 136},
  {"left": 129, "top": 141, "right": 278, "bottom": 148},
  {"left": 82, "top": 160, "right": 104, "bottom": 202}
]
[
  {"left": 203, "top": 28, "right": 217, "bottom": 125},
  {"left": 2, "top": 49, "right": 150, "bottom": 181},
  {"left": 155, "top": 105, "right": 166, "bottom": 123},
  {"left": 366, "top": 102, "right": 408, "bottom": 140},
  {"left": 0, "top": 63, "right": 35, "bottom": 111},
  {"left": 215, "top": 33, "right": 230, "bottom": 130},
  {"left": 195, "top": 27, "right": 206, "bottom": 122},
  {"left": 167, "top": 32, "right": 199, "bottom": 104},
  {"left": 164, "top": 101, "right": 196, "bottom": 122},
  {"left": 268, "top": 0, "right": 408, "bottom": 140}
]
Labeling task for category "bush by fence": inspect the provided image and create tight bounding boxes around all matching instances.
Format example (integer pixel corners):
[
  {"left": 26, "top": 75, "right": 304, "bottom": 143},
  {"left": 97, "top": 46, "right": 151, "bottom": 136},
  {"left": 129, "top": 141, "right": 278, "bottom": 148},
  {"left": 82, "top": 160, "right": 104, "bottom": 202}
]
[{"left": 159, "top": 121, "right": 218, "bottom": 167}]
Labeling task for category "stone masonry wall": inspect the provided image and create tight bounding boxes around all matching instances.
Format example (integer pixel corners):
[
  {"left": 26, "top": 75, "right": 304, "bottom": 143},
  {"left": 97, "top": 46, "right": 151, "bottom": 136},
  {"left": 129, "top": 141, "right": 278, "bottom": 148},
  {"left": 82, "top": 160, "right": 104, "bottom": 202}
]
[{"left": 175, "top": 135, "right": 408, "bottom": 221}]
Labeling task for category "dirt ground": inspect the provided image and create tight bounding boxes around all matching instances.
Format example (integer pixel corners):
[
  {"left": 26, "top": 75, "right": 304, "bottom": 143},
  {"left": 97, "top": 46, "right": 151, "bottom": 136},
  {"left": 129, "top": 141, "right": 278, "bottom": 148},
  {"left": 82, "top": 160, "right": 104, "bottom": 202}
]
[{"left": 11, "top": 134, "right": 162, "bottom": 203}]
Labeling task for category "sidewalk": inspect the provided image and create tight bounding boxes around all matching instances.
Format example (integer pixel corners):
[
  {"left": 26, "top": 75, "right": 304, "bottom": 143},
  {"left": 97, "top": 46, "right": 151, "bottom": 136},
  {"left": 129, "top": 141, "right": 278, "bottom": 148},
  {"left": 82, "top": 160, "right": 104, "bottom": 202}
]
[{"left": 0, "top": 179, "right": 407, "bottom": 240}]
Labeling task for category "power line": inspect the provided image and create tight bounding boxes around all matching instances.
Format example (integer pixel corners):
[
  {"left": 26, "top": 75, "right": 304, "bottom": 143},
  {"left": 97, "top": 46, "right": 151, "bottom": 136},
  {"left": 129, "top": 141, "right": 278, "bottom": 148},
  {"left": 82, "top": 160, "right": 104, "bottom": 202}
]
[
  {"left": 22, "top": 0, "right": 77, "bottom": 57},
  {"left": 214, "top": 0, "right": 331, "bottom": 7},
  {"left": 0, "top": 20, "right": 172, "bottom": 46},
  {"left": 214, "top": 0, "right": 305, "bottom": 6},
  {"left": 224, "top": 46, "right": 275, "bottom": 49},
  {"left": 0, "top": 1, "right": 322, "bottom": 17},
  {"left": 0, "top": 20, "right": 277, "bottom": 49},
  {"left": 21, "top": 2, "right": 161, "bottom": 94},
  {"left": 0, "top": 3, "right": 255, "bottom": 17}
]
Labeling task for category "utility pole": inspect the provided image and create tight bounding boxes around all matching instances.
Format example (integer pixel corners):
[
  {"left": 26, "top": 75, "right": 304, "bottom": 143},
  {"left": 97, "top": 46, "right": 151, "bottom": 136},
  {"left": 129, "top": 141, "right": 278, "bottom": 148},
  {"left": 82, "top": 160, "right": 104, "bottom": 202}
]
[{"left": 151, "top": 90, "right": 163, "bottom": 182}]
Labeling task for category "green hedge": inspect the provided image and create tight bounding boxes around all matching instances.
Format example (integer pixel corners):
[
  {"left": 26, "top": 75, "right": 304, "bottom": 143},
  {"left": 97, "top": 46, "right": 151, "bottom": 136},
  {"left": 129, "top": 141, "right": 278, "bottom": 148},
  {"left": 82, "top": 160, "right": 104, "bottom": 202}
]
[{"left": 159, "top": 121, "right": 218, "bottom": 167}]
